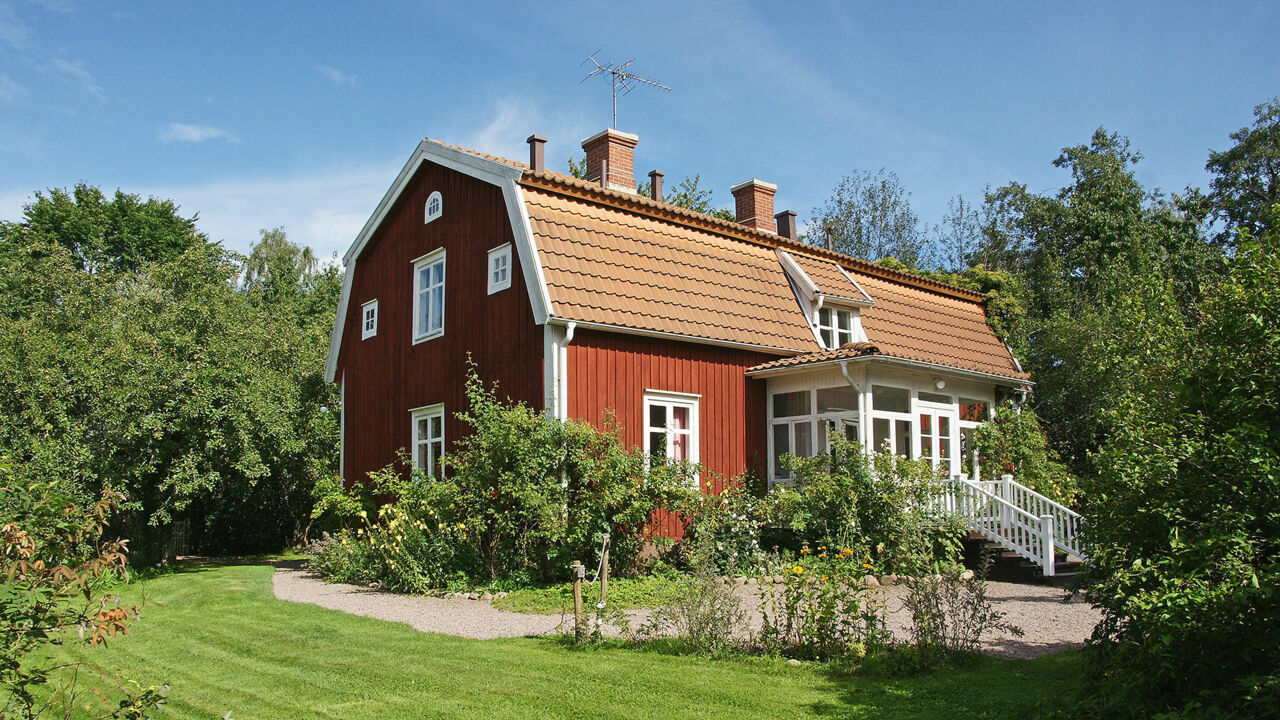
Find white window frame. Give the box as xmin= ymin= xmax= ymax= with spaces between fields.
xmin=424 ymin=191 xmax=443 ymax=224
xmin=642 ymin=390 xmax=700 ymax=474
xmin=361 ymin=299 xmax=378 ymax=340
xmin=816 ymin=306 xmax=856 ymax=350
xmin=768 ymin=384 xmax=861 ymax=485
xmin=957 ymin=397 xmax=991 ymax=479
xmin=410 ymin=403 xmax=445 ymax=477
xmin=412 ymin=248 xmax=446 ymax=344
xmin=869 ymin=382 xmax=914 ymax=459
xmin=487 ymin=243 xmax=512 ymax=294
xmin=916 ymin=393 xmax=959 ymax=476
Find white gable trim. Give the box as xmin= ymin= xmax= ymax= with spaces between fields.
xmin=324 ymin=139 xmax=553 ymax=383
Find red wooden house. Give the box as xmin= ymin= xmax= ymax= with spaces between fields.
xmin=325 ymin=129 xmax=1031 ymax=509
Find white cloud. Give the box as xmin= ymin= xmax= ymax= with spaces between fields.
xmin=159 ymin=123 xmax=237 ymax=144
xmin=457 ymin=96 xmax=593 ymax=166
xmin=49 ymin=57 xmax=103 ymax=99
xmin=315 ymin=64 xmax=357 ymax=89
xmin=0 ymin=73 xmax=26 ymax=101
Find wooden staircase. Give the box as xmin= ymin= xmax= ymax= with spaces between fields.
xmin=934 ymin=474 xmax=1087 ymax=582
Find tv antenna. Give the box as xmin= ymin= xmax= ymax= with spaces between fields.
xmin=582 ymin=53 xmax=672 ymax=128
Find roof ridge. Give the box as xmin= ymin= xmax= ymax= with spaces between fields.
xmin=421 ymin=139 xmax=985 ymax=303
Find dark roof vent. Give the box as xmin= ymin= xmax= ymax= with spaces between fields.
xmin=526 ymin=134 xmax=547 ymax=173
xmin=775 ymin=210 xmax=797 ymax=240
xmin=648 ymin=170 xmax=664 ymax=203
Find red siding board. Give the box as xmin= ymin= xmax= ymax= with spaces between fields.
xmin=337 ymin=161 xmax=544 ymax=486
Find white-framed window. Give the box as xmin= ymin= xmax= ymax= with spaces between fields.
xmin=816 ymin=307 xmax=855 ymax=349
xmin=643 ymin=390 xmax=699 ymax=468
xmin=424 ymin=191 xmax=443 ymax=224
xmin=410 ymin=404 xmax=445 ymax=477
xmin=412 ymin=249 xmax=445 ymax=343
xmin=769 ymin=385 xmax=861 ymax=482
xmin=487 ymin=243 xmax=512 ymax=294
xmin=958 ymin=397 xmax=990 ymax=479
xmin=361 ymin=299 xmax=378 ymax=340
xmin=869 ymin=384 xmax=913 ymax=458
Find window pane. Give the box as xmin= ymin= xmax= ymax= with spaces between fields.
xmin=837 ymin=310 xmax=851 ymax=330
xmin=920 ymin=435 xmax=931 ymax=458
xmin=837 ymin=329 xmax=853 ymax=346
xmin=772 ymin=390 xmax=810 ymax=418
xmin=417 ymin=418 xmax=429 ymax=441
xmin=843 ymin=421 xmax=859 ymax=445
xmin=820 ymin=328 xmax=833 ymax=349
xmin=873 ymin=417 xmax=890 ymax=453
xmin=959 ymin=398 xmax=988 ymax=422
xmin=772 ymin=423 xmax=790 ymax=477
xmin=794 ymin=421 xmax=812 ymax=457
xmin=672 ymin=432 xmax=689 ymax=462
xmin=872 ymin=385 xmax=910 ymax=413
xmin=817 ymin=386 xmax=859 ymax=413
xmin=818 ymin=420 xmax=829 ymax=451
xmin=819 ymin=307 xmax=832 ymax=326
xmin=938 ymin=417 xmax=951 ymax=458
xmin=895 ymin=419 xmax=911 ymax=457
xmin=416 ymin=442 xmax=428 ymax=470
xmin=431 ymin=441 xmax=444 ymax=473
xmin=649 ymin=431 xmax=667 ymax=460
xmin=649 ymin=403 xmax=666 ymax=429
xmin=918 ymin=391 xmax=951 ymax=404
xmin=671 ymin=405 xmax=689 ymax=430
xmin=431 ymin=262 xmax=443 ymax=284
xmin=919 ymin=413 xmax=932 ymax=434
xmin=430 ymin=415 xmax=442 ymax=439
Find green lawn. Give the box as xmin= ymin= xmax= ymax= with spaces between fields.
xmin=44 ymin=562 xmax=1083 ymax=719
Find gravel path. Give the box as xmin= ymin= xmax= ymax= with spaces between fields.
xmin=272 ymin=565 xmax=1100 ymax=659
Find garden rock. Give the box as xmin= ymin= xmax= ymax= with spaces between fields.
xmin=861 ymin=575 xmax=880 ymax=588
xmin=481 ymin=592 xmax=493 ymax=601
xmin=960 ymin=570 xmax=975 ymax=580
xmin=879 ymin=574 xmax=898 ymax=587
xmin=785 ymin=658 xmax=803 ymax=666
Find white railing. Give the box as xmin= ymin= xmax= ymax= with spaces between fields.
xmin=982 ymin=474 xmax=1086 ymax=561
xmin=932 ymin=478 xmax=1057 ymax=576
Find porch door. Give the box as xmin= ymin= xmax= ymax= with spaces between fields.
xmin=918 ymin=409 xmax=958 ymax=475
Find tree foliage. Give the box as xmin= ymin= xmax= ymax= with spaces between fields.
xmin=1079 ymin=214 xmax=1280 ymax=718
xmin=1206 ymin=97 xmax=1280 ymax=246
xmin=806 ymin=169 xmax=927 ymax=267
xmin=0 ymin=190 xmax=340 ymax=561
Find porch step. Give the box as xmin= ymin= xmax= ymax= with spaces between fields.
xmin=963 ymin=537 xmax=1084 ymax=587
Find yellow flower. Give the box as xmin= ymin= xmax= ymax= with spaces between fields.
xmin=863 ymin=562 xmax=873 ymax=569
xmin=822 ymin=576 xmax=829 ymax=582
xmin=819 ymin=552 xmax=827 ymax=558
xmin=800 ymin=547 xmax=810 ymax=556
xmin=792 ymin=565 xmax=804 ymax=575
xmin=841 ymin=547 xmax=853 ymax=556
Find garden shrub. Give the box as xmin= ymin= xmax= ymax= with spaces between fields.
xmin=673 ymin=480 xmax=768 ymax=576
xmin=898 ymin=552 xmax=1021 ymax=666
xmin=770 ymin=443 xmax=964 ymax=573
xmin=973 ymin=405 xmax=1077 ymax=503
xmin=0 ymin=463 xmax=165 ymax=718
xmin=639 ymin=562 xmax=745 ymax=654
xmin=308 ymin=368 xmax=698 ymax=588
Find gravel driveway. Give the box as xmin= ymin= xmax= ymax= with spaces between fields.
xmin=272 ymin=565 xmax=1100 ymax=659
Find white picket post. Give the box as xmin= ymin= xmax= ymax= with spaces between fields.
xmin=1040 ymin=514 xmax=1056 ymax=577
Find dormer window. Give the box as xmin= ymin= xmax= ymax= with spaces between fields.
xmin=424 ymin=191 xmax=443 ymax=224
xmin=361 ymin=299 xmax=378 ymax=340
xmin=817 ymin=307 xmax=854 ymax=349
xmin=487 ymin=243 xmax=512 ymax=294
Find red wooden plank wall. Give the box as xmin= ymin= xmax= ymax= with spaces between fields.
xmin=565 ymin=329 xmax=772 ymax=535
xmin=338 ymin=161 xmax=544 ymax=486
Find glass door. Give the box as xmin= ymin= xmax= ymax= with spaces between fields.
xmin=918 ymin=410 xmax=958 ymax=475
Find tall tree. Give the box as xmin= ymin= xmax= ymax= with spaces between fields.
xmin=806 ymin=169 xmax=927 ymax=267
xmin=4 ymin=183 xmax=209 ymax=273
xmin=1206 ymin=97 xmax=1280 ymax=246
xmin=931 ymin=195 xmax=982 ymax=272
xmin=242 ymin=226 xmax=321 ymax=302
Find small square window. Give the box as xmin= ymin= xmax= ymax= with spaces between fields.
xmin=361 ymin=299 xmax=378 ymax=340
xmin=487 ymin=244 xmax=512 ymax=294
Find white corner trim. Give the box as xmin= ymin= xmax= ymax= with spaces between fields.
xmin=503 ymin=180 xmax=552 ymax=324
xmin=324 ymin=139 xmax=550 ymax=383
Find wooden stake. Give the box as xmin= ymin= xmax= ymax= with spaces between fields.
xmin=599 ymin=534 xmax=611 ymax=608
xmin=572 ymin=561 xmax=585 ymax=642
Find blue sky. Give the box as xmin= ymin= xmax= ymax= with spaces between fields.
xmin=1 ymin=1 xmax=1277 ymax=260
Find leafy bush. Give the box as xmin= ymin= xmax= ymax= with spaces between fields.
xmin=770 ymin=444 xmax=964 ymax=573
xmin=309 ymin=368 xmax=698 ymax=588
xmin=1 ymin=465 xmax=165 ymax=718
xmin=640 ymin=568 xmax=745 ymax=654
xmin=673 ymin=480 xmax=768 ymax=576
xmin=1079 ymin=221 xmax=1280 ymax=718
xmin=973 ymin=405 xmax=1077 ymax=503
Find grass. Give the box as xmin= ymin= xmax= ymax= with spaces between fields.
xmin=40 ymin=561 xmax=1084 ymax=719
xmin=492 ymin=574 xmax=684 ymax=614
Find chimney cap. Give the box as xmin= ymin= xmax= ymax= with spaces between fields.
xmin=730 ymin=178 xmax=777 ymax=193
xmin=581 ymin=128 xmax=639 ymax=148
xmin=526 ymin=133 xmax=548 ymax=143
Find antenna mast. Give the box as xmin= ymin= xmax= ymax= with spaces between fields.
xmin=582 ymin=53 xmax=672 ymax=128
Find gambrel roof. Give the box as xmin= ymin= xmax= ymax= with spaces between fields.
xmin=325 ymin=139 xmax=1029 ymax=384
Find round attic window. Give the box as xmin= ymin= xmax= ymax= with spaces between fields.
xmin=424 ymin=191 xmax=443 ymax=224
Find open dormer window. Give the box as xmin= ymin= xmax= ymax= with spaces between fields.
xmin=424 ymin=191 xmax=443 ymax=224
xmin=817 ymin=307 xmax=855 ymax=349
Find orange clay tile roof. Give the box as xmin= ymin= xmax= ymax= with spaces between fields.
xmin=433 ymin=141 xmax=1027 ymax=380
xmin=748 ymin=342 xmax=882 ymax=372
xmin=785 ymin=252 xmax=872 ymax=305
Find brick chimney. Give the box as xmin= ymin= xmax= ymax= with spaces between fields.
xmin=731 ymin=179 xmax=777 ymax=232
xmin=581 ymin=129 xmax=639 ymax=193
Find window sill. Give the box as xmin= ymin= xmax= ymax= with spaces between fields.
xmin=412 ymin=330 xmax=444 ymax=345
